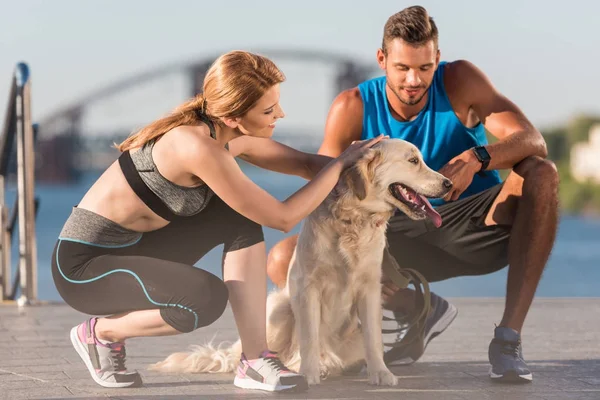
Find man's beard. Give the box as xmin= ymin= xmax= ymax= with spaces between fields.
xmin=388 ymin=82 xmax=429 ymax=106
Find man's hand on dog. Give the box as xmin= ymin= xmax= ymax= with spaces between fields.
xmin=438 ymin=149 xmax=481 ymax=201
xmin=381 ymin=278 xmax=400 ymax=306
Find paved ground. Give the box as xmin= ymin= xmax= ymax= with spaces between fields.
xmin=1 ymin=298 xmax=599 ymax=400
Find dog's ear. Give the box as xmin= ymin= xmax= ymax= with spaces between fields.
xmin=344 ymin=163 xmax=367 ymax=200
xmin=343 ymin=148 xmax=382 ymax=201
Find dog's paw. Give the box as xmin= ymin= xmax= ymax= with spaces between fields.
xmin=368 ymin=368 xmax=398 ymax=386
xmin=300 ymin=366 xmax=321 ymax=386
xmin=320 ymin=365 xmax=330 ymax=380
xmin=304 ymin=371 xmax=321 ymax=386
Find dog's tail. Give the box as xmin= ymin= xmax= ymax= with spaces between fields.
xmin=147 ymin=337 xmax=242 ymax=374
xmin=147 ymin=288 xmax=297 ymax=374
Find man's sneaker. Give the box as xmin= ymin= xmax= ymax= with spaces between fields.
xmin=233 ymin=350 xmax=308 ymax=392
xmin=383 ymin=292 xmax=458 ymax=366
xmin=69 ymin=317 xmax=142 ymax=388
xmin=488 ymin=326 xmax=533 ymax=383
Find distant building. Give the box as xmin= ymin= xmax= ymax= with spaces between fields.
xmin=571 ymin=124 xmax=600 ymax=183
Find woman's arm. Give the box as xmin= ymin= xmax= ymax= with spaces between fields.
xmin=228 ymin=136 xmax=333 ymax=180
xmin=182 ymin=130 xmax=384 ymax=232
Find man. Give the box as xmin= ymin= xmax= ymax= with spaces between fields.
xmin=267 ymin=6 xmax=559 ymax=383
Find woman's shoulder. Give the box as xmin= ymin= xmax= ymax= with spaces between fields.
xmin=161 ymin=123 xmax=222 ymax=159
xmin=165 ymin=123 xmax=213 ymax=146
xmin=166 ymin=122 xmax=210 ymax=139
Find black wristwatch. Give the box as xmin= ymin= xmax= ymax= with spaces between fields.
xmin=472 ymin=146 xmax=491 ymax=176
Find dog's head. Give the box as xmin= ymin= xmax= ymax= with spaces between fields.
xmin=342 ymin=138 xmax=452 ymax=227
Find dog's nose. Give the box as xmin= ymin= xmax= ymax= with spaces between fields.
xmin=443 ymin=179 xmax=453 ymax=189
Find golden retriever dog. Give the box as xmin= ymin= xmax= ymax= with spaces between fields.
xmin=149 ymin=138 xmax=452 ymax=387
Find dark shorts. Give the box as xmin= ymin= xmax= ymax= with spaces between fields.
xmin=386 ymin=183 xmax=510 ymax=283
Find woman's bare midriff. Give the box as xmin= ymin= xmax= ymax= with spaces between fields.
xmin=76 ymin=125 xmax=221 ymax=232
xmin=77 ymin=161 xmax=172 ymax=233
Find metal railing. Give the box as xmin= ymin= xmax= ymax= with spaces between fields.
xmin=0 ymin=62 xmax=39 ymax=305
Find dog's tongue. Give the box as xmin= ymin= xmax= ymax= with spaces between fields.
xmin=417 ymin=194 xmax=442 ymax=228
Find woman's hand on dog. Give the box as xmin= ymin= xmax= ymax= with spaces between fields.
xmin=338 ymin=134 xmax=388 ymax=168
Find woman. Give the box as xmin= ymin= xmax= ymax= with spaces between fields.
xmin=52 ymin=50 xmax=384 ymax=393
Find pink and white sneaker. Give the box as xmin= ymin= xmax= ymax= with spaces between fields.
xmin=69 ymin=317 xmax=142 ymax=388
xmin=233 ymin=350 xmax=308 ymax=392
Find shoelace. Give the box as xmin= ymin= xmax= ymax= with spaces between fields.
xmin=263 ymin=356 xmax=292 ymax=374
xmin=493 ymin=338 xmax=521 ymax=358
xmin=394 ymin=322 xmax=410 ymax=342
xmin=110 ymin=345 xmax=127 ymax=371
xmin=390 ymin=297 xmax=439 ymax=343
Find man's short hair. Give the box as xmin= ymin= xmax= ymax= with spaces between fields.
xmin=382 ymin=6 xmax=439 ymax=54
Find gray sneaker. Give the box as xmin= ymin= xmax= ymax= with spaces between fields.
xmin=383 ymin=292 xmax=458 ymax=366
xmin=70 ymin=317 xmax=142 ymax=388
xmin=488 ymin=326 xmax=533 ymax=383
xmin=234 ymin=350 xmax=308 ymax=392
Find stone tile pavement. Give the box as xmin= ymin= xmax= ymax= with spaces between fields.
xmin=1 ymin=298 xmax=599 ymax=399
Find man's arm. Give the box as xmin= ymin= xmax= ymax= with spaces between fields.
xmin=439 ymin=60 xmax=547 ymax=201
xmin=450 ymin=60 xmax=547 ymax=170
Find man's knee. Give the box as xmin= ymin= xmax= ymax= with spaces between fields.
xmin=515 ymin=156 xmax=559 ymax=194
xmin=489 ymin=157 xmax=559 ymax=225
xmin=267 ymin=235 xmax=298 ymax=288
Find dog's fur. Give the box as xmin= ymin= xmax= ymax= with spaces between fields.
xmin=149 ymin=138 xmax=451 ymax=386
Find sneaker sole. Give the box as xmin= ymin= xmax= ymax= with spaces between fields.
xmin=233 ymin=375 xmax=307 ymax=392
xmin=70 ymin=327 xmax=141 ymax=388
xmin=489 ymin=368 xmax=533 ymax=383
xmin=387 ymin=303 xmax=458 ymax=366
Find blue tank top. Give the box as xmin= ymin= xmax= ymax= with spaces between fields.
xmin=358 ymin=61 xmax=501 ymax=207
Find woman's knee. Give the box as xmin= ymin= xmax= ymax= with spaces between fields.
xmin=209 ymin=194 xmax=266 ymax=253
xmin=192 ymin=274 xmax=229 ymax=328
xmin=224 ymin=219 xmax=265 ymax=253
xmin=161 ymin=273 xmax=229 ymax=333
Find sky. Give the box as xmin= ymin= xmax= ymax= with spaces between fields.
xmin=1 ymin=0 xmax=598 ymax=136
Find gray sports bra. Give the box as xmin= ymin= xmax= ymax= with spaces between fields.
xmin=129 ymin=116 xmax=227 ymax=217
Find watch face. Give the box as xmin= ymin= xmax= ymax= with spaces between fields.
xmin=474 ymin=146 xmax=490 ymax=160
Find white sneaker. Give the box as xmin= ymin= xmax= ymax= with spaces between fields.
xmin=70 ymin=317 xmax=142 ymax=388
xmin=233 ymin=350 xmax=307 ymax=392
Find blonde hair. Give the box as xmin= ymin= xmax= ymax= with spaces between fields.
xmin=116 ymin=50 xmax=286 ymax=152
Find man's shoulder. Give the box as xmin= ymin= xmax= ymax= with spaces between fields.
xmin=442 ymin=60 xmax=491 ymax=105
xmin=321 ymin=88 xmax=365 ymax=154
xmin=357 ymin=75 xmax=386 ymax=93
xmin=442 ymin=60 xmax=489 ymax=89
xmin=442 ymin=59 xmax=476 ymax=77
xmin=352 ymin=76 xmax=389 ymax=110
xmin=332 ymin=87 xmax=364 ymax=114
xmin=327 ymin=75 xmax=388 ymax=131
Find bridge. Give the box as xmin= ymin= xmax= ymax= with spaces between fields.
xmin=34 ymin=48 xmax=379 ymax=182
